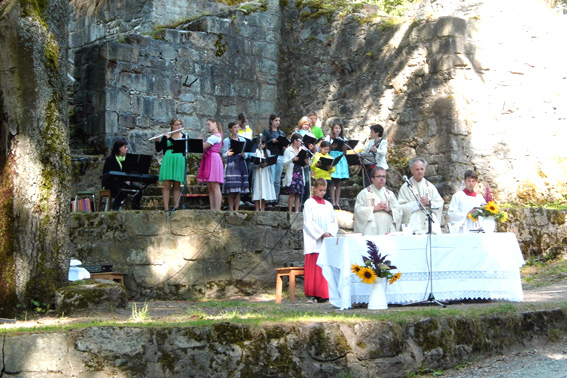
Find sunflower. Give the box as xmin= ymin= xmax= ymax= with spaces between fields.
xmin=468 ymin=212 xmax=477 ymax=222
xmin=389 ymin=272 xmax=402 ymax=285
xmin=485 ymin=201 xmax=499 ymax=214
xmin=351 ymin=264 xmax=362 ymax=274
xmin=357 ymin=267 xmax=377 ymax=284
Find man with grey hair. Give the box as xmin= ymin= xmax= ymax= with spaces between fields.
xmin=397 ymin=157 xmax=443 ymax=234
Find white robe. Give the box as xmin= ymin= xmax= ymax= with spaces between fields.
xmin=397 ymin=177 xmax=443 ymax=234
xmin=448 ymin=190 xmax=486 ymax=233
xmin=354 ymin=185 xmax=402 ymax=235
xmin=303 ymin=198 xmax=338 ymax=255
xmin=251 ymin=149 xmax=277 ymax=201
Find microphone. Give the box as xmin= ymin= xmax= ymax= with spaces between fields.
xmin=402 ymin=175 xmax=413 ymax=187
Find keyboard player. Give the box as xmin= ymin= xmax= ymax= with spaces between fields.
xmin=102 ymin=139 xmax=143 ymax=210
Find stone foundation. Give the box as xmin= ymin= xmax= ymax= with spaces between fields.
xmin=2 ymin=309 xmax=566 ymax=377
xmin=69 ymin=208 xmax=566 ymax=300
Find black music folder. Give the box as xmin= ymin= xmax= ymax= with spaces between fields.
xmin=293 ymin=149 xmax=313 ymax=167
xmin=123 ymin=154 xmax=152 ymax=174
xmin=345 ymin=152 xmax=375 ymax=166
xmin=229 ymin=139 xmax=246 ymax=155
xmin=244 ymin=137 xmax=256 ymax=153
xmin=332 ymin=138 xmax=359 ymax=151
xmin=275 ymin=135 xmax=290 ymax=149
xmin=302 ymin=134 xmax=322 ymax=147
xmin=317 ymin=154 xmax=343 ymax=171
xmin=251 ymin=155 xmax=278 ymax=166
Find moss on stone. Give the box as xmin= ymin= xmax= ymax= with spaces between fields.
xmin=307 ymin=325 xmax=351 ymax=358
xmin=211 ymin=322 xmax=253 ymax=344
xmin=0 ymin=158 xmax=17 ymax=317
xmin=214 ymin=33 xmax=228 ymax=57
xmin=44 ymin=35 xmax=60 ymax=73
xmin=19 ymin=0 xmax=48 ymax=18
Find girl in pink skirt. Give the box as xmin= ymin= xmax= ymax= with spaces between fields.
xmin=198 ymin=118 xmax=224 ymax=210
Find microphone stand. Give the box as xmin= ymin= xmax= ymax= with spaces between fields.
xmin=402 ymin=179 xmax=447 ymax=308
xmin=180 ymin=134 xmax=189 ymax=210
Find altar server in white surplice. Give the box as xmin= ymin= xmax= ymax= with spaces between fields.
xmin=448 ymin=170 xmax=486 ymax=233
xmin=397 ymin=157 xmax=443 ymax=234
xmin=354 ymin=167 xmax=402 ymax=235
xmin=303 ymin=178 xmax=339 ymax=302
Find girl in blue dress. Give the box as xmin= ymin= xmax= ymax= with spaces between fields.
xmin=326 ymin=121 xmax=349 ymax=208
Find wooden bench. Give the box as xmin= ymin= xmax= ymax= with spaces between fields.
xmin=275 ymin=267 xmax=305 ymax=304
xmin=90 ymin=272 xmax=125 ymax=285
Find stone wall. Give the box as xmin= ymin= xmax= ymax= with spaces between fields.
xmin=2 ymin=309 xmax=566 ymax=377
xmin=503 ymin=208 xmax=567 ymax=260
xmin=69 ymin=0 xmax=567 ymax=204
xmin=71 ymin=0 xmax=280 ymax=154
xmin=68 ymin=208 xmax=565 ymax=300
xmin=277 ymin=0 xmax=567 ymax=203
xmin=69 ymin=210 xmax=307 ymax=300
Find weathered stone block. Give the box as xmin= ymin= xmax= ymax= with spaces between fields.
xmin=4 ymin=333 xmax=69 ymax=373
xmin=104 ymin=42 xmax=140 ymax=63
xmin=435 ymin=17 xmax=467 ymax=38
xmin=55 ymin=280 xmax=128 ymax=314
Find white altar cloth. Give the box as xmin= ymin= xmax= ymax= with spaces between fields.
xmin=317 ymin=233 xmax=525 ymax=310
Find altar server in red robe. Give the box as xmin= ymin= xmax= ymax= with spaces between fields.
xmin=302 ymin=178 xmax=338 ymax=303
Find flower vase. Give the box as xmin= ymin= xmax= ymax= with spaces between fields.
xmin=368 ymin=279 xmax=388 ymax=310
xmin=479 ymin=216 xmax=496 ymax=233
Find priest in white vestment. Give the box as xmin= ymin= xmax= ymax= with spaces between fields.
xmin=448 ymin=170 xmax=486 ymax=233
xmin=354 ymin=167 xmax=402 ymax=235
xmin=397 ymin=157 xmax=443 ymax=234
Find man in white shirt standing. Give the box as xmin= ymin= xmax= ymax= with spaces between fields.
xmin=354 ymin=167 xmax=402 ymax=235
xmin=397 ymin=157 xmax=443 ymax=234
xmin=448 ymin=170 xmax=486 ymax=233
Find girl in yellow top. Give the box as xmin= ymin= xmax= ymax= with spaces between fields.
xmin=311 ymin=141 xmax=336 ymax=201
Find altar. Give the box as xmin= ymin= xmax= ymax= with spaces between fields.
xmin=317 ymin=233 xmax=525 ymax=310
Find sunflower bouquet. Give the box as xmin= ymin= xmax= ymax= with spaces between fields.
xmin=351 ymin=240 xmax=401 ymax=285
xmin=467 ymin=185 xmax=509 ymax=223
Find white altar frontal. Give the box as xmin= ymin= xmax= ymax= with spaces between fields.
xmin=317 ymin=233 xmax=525 ymax=310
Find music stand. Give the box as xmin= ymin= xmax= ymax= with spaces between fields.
xmin=173 ymin=137 xmax=203 ymax=210
xmin=401 ymin=181 xmax=447 ymax=308
xmin=122 ymin=154 xmax=152 ymax=174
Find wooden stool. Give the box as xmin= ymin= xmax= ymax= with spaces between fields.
xmin=90 ymin=272 xmax=125 ymax=285
xmin=97 ymin=189 xmax=112 ymax=211
xmin=275 ymin=267 xmax=305 ymax=304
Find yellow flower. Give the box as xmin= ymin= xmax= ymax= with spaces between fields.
xmin=357 ymin=267 xmax=377 ymax=284
xmin=389 ymin=272 xmax=402 ymax=285
xmin=485 ymin=201 xmax=499 ymax=214
xmin=351 ymin=264 xmax=361 ymax=274
xmin=501 ymin=211 xmax=509 ymax=222
xmin=468 ymin=212 xmax=477 ymax=222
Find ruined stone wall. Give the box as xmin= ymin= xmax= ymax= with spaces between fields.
xmin=277 ymin=0 xmax=567 ymax=202
xmin=71 ymin=0 xmax=280 ymax=154
xmin=68 ymin=208 xmax=565 ymax=300
xmin=69 ymin=210 xmax=307 ymax=300
xmin=69 ymin=0 xmax=567 ymax=201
